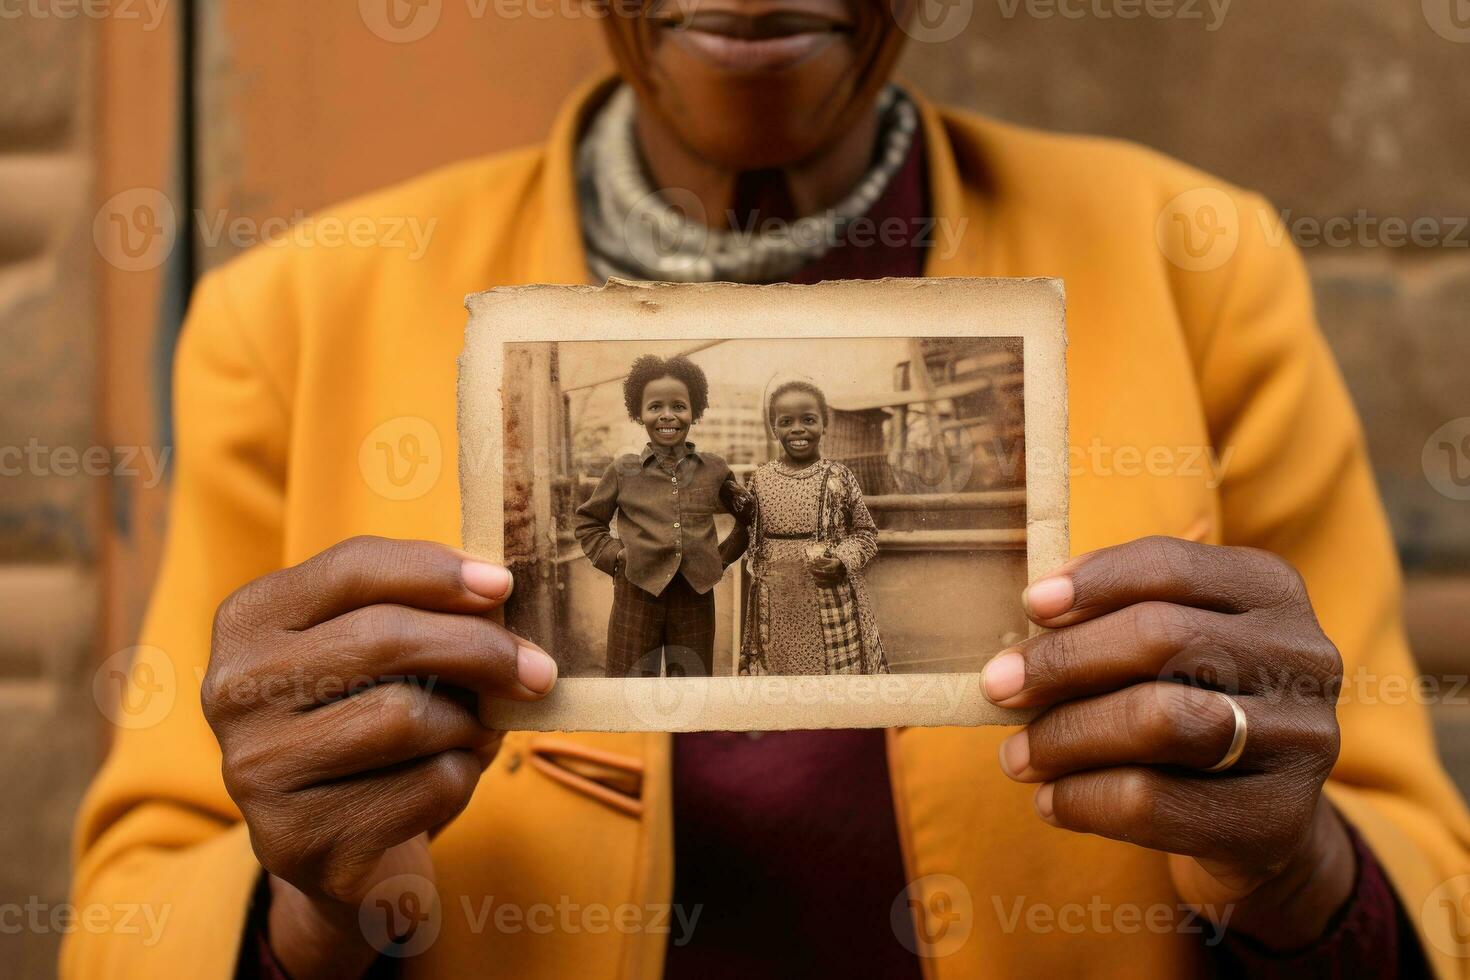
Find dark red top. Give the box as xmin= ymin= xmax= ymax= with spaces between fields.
xmin=240 ymin=107 xmax=1422 ymax=980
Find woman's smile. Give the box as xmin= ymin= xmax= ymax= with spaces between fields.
xmin=656 ymin=8 xmax=852 ymax=73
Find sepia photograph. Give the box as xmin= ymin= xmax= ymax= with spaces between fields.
xmin=459 ymin=278 xmax=1068 ymax=730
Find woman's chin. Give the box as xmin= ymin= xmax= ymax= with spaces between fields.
xmin=646 ymin=61 xmax=855 ymax=168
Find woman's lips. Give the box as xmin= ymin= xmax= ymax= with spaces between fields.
xmin=671 ymin=30 xmax=833 ymax=72
xmin=658 ymin=10 xmax=849 ymax=72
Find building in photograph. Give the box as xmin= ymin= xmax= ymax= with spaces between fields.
xmin=691 ymin=384 xmax=768 ymax=465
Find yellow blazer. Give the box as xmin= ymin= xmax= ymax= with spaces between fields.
xmin=67 ymin=77 xmax=1470 ymax=978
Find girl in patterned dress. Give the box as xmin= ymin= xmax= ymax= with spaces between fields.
xmin=739 ymin=380 xmax=889 ymax=676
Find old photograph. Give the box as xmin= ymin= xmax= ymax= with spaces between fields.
xmin=459 ymin=278 xmax=1068 ymax=730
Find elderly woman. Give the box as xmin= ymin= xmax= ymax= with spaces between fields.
xmin=68 ymin=0 xmax=1469 ymax=977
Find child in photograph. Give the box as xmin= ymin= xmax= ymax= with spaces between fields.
xmin=574 ymin=354 xmax=752 ymax=678
xmin=739 ymin=379 xmax=889 ymax=676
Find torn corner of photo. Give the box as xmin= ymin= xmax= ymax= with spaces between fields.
xmin=457 ymin=276 xmax=1069 ymax=733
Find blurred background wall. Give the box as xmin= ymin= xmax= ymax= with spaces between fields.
xmin=0 ymin=0 xmax=1466 ymax=972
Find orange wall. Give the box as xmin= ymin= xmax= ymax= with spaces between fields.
xmin=198 ymin=2 xmax=611 ymax=270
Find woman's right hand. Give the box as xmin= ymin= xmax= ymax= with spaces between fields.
xmin=201 ymin=536 xmax=557 ymax=979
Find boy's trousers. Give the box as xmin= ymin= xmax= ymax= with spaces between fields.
xmin=605 ymin=571 xmax=716 ymax=678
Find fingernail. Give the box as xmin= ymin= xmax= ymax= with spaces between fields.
xmin=463 ymin=561 xmax=513 ymax=600
xmin=517 ymin=645 xmax=557 ymax=695
xmin=982 ymin=651 xmax=1026 ymax=703
xmin=1034 ymin=783 xmax=1057 ymax=824
xmin=999 ymin=731 xmax=1030 ymax=778
xmin=1024 ymin=576 xmax=1074 ymax=619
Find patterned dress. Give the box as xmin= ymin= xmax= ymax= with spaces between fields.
xmin=739 ymin=459 xmax=889 ymax=675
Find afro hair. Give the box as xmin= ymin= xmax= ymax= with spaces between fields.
xmin=623 ymin=354 xmax=710 ymax=423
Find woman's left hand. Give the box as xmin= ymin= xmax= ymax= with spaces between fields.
xmin=983 ymin=536 xmax=1355 ymax=950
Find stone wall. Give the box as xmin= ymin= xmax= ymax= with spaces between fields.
xmin=897 ymin=0 xmax=1470 ymax=576
xmin=0 ymin=14 xmax=102 ymax=978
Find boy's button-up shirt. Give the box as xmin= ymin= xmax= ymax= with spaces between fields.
xmin=573 ymin=443 xmax=745 ymax=597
